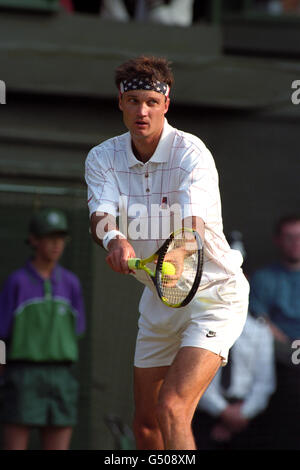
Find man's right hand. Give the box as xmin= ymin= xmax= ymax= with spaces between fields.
xmin=267 ymin=320 xmax=289 ymax=344
xmin=106 ymin=238 xmax=136 ymax=274
xmin=220 ymin=402 xmax=249 ymax=433
xmin=210 ymin=422 xmax=232 ymax=442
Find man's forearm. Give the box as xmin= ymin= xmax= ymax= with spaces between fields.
xmin=182 ymin=216 xmax=205 ymax=242
xmin=90 ymin=212 xmax=119 ymax=248
xmin=265 ymin=318 xmax=289 ymax=343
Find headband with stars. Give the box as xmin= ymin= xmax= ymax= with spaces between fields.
xmin=119 ymin=78 xmax=170 ymax=97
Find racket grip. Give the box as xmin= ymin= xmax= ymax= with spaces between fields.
xmin=128 ymin=258 xmax=141 ymax=270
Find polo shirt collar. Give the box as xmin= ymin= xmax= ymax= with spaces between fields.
xmin=127 ymin=119 xmax=174 ymax=168
xmin=26 ymin=259 xmax=60 ymax=283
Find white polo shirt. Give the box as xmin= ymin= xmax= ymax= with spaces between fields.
xmin=85 ymin=119 xmax=243 ymax=289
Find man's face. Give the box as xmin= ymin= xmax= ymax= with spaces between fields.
xmin=275 ymin=221 xmax=300 ymax=264
xmin=30 ymin=233 xmax=67 ymax=263
xmin=119 ymin=89 xmax=170 ymax=142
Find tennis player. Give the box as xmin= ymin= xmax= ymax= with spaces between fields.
xmin=85 ymin=56 xmax=249 ymax=450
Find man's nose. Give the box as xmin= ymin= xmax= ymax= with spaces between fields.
xmin=136 ymin=103 xmax=148 ymax=117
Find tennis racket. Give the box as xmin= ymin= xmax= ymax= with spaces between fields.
xmin=127 ymin=227 xmax=204 ymax=308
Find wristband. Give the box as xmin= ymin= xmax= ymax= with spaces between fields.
xmin=102 ymin=230 xmax=126 ymax=251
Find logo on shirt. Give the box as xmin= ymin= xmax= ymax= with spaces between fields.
xmin=161 ymin=196 xmax=168 ymax=209
xmin=58 ymin=305 xmax=67 ymax=315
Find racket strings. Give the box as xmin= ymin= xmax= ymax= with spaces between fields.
xmin=158 ymin=235 xmax=200 ymax=306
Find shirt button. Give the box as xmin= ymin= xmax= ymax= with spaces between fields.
xmin=146 ymin=188 xmax=150 ymax=193
xmin=145 ymin=173 xmax=149 ymax=178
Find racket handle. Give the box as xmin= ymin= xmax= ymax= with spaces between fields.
xmin=128 ymin=258 xmax=141 ymax=270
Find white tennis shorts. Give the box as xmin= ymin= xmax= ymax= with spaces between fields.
xmin=134 ymin=273 xmax=249 ymax=367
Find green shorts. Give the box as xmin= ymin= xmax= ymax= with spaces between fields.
xmin=0 ymin=362 xmax=79 ymax=426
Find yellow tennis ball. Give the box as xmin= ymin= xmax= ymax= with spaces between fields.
xmin=162 ymin=261 xmax=176 ymax=276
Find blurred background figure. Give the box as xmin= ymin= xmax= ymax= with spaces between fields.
xmin=142 ymin=0 xmax=195 ymax=27
xmin=192 ymin=230 xmax=276 ymax=450
xmin=280 ymin=0 xmax=300 ymax=12
xmin=70 ymin=0 xmax=195 ymax=25
xmin=71 ymin=0 xmax=131 ymax=20
xmin=0 ymin=209 xmax=86 ymax=450
xmin=193 ymin=314 xmax=275 ymax=450
xmin=101 ymin=0 xmax=130 ymax=22
xmin=228 ymin=230 xmax=247 ymax=264
xmin=192 ymin=228 xmax=276 ymax=449
xmin=192 ymin=312 xmax=275 ymax=449
xmin=62 ymin=0 xmax=300 ymax=19
xmin=255 ymin=0 xmax=300 ymax=14
xmin=249 ymin=214 xmax=300 ymax=449
xmin=60 ymin=0 xmax=74 ymax=12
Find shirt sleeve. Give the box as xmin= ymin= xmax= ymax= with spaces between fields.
xmin=85 ymin=148 xmax=120 ymax=218
xmin=0 ymin=275 xmax=17 ymax=339
xmin=176 ymin=147 xmax=220 ymax=224
xmin=241 ymin=323 xmax=276 ymax=419
xmin=71 ymin=277 xmax=86 ymax=336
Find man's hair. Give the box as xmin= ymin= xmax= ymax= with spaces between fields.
xmin=274 ymin=214 xmax=300 ymax=235
xmin=115 ymin=55 xmax=174 ymax=89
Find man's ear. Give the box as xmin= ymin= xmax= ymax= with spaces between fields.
xmin=118 ymin=93 xmax=123 ymax=111
xmin=164 ymin=97 xmax=170 ymax=115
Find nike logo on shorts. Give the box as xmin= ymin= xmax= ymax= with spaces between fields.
xmin=206 ymin=330 xmax=216 ymax=337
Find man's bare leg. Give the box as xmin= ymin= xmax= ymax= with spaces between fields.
xmin=133 ymin=365 xmax=169 ymax=450
xmin=3 ymin=424 xmax=31 ymax=450
xmin=133 ymin=347 xmax=221 ymax=450
xmin=40 ymin=426 xmax=73 ymax=450
xmin=157 ymin=347 xmax=222 ymax=450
